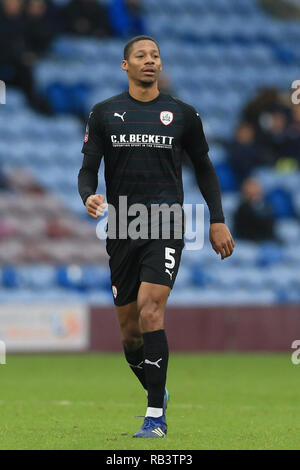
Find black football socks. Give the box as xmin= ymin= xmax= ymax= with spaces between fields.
xmin=143 ymin=329 xmax=169 ymax=417
xmin=123 ymin=342 xmax=147 ymax=390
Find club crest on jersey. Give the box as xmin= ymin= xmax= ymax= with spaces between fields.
xmin=160 ymin=111 xmax=173 ymax=126
xmin=112 ymin=285 xmax=117 ymax=298
xmin=84 ymin=120 xmax=90 ymax=142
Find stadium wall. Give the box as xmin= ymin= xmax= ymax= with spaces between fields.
xmin=90 ymin=305 xmax=300 ymax=352
xmin=2 ymin=305 xmax=299 ymax=353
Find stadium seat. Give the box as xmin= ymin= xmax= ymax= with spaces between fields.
xmin=275 ymin=219 xmax=300 ymax=245
xmin=1 ymin=0 xmax=300 ymax=305
xmin=56 ymin=265 xmax=111 ymax=291
xmin=266 ymin=188 xmax=296 ymax=219
xmin=214 ymin=163 xmax=238 ymax=192
xmin=257 ymin=242 xmax=286 ymax=267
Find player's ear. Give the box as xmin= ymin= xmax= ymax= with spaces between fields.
xmin=121 ymin=60 xmax=128 ymax=72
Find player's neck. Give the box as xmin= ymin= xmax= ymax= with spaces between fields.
xmin=128 ymin=83 xmax=160 ymax=102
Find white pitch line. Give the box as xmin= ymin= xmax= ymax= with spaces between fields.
xmin=53 ymin=401 xmax=96 ymax=406
xmin=1 ymin=401 xmax=300 ymax=412
xmin=0 ymin=400 xmax=204 ymax=408
xmin=107 ymin=402 xmax=204 ymax=409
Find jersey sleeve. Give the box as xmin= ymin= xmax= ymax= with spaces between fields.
xmin=181 ymin=104 xmax=225 ymax=224
xmin=181 ymin=105 xmax=209 ymax=159
xmin=81 ymin=106 xmax=105 ymax=156
xmin=78 ymin=106 xmax=104 ymax=205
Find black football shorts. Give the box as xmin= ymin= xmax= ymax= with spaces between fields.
xmin=106 ymin=236 xmax=185 ymax=306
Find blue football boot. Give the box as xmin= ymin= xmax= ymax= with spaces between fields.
xmin=133 ymin=415 xmax=167 ymax=438
xmin=133 ymin=389 xmax=170 ymax=438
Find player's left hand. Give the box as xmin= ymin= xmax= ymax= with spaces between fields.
xmin=209 ymin=223 xmax=235 ymax=260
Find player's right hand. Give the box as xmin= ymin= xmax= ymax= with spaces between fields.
xmin=85 ymin=194 xmax=107 ymax=219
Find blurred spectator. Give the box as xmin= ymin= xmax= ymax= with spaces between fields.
xmin=228 ymin=122 xmax=272 ymax=185
xmin=0 ymin=0 xmax=28 ymax=92
xmin=242 ymin=88 xmax=290 ymax=136
xmin=286 ymin=105 xmax=300 ymax=163
xmin=0 ymin=166 xmax=9 ymax=190
xmin=62 ymin=0 xmax=112 ymax=37
xmin=261 ymin=111 xmax=292 ymax=161
xmin=240 ymin=88 xmax=298 ymax=166
xmin=0 ymin=0 xmax=52 ymax=113
xmin=234 ymin=178 xmax=275 ymax=242
xmin=25 ymin=0 xmax=58 ymax=55
xmin=259 ymin=0 xmax=300 ymax=19
xmin=108 ymin=0 xmax=145 ymax=37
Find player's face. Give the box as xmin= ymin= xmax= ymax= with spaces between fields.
xmin=122 ymin=40 xmax=162 ymax=86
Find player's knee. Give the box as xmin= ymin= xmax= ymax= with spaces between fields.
xmin=139 ymin=298 xmax=163 ymax=330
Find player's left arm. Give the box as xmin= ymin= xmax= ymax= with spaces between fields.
xmin=182 ymin=106 xmax=235 ymax=259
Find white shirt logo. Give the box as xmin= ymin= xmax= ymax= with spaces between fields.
xmin=160 ymin=111 xmax=173 ymax=126
xmin=114 ymin=112 xmax=126 ymax=122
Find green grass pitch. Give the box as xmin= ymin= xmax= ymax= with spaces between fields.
xmin=0 ymin=352 xmax=300 ymax=450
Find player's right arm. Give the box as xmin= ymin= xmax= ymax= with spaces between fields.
xmin=78 ymin=107 xmax=106 ymax=218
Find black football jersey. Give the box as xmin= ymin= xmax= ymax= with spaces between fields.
xmin=81 ymin=90 xmax=209 ymax=210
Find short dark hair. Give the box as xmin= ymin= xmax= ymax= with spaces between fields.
xmin=123 ymin=35 xmax=160 ymax=60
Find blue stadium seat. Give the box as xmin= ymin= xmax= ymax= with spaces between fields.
xmin=1 ymin=266 xmax=19 ymax=288
xmin=257 ymin=242 xmax=286 ymax=267
xmin=18 ymin=266 xmax=56 ymax=289
xmin=214 ymin=163 xmax=238 ymax=192
xmin=56 ymin=265 xmax=111 ymax=291
xmin=5 ymin=88 xmax=27 ymax=110
xmin=1 ymin=0 xmax=300 ymax=306
xmin=190 ymin=266 xmax=214 ymax=287
xmin=275 ymin=219 xmax=300 ymax=245
xmin=266 ymin=188 xmax=296 ymax=219
xmin=84 ymin=290 xmax=113 ymax=305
